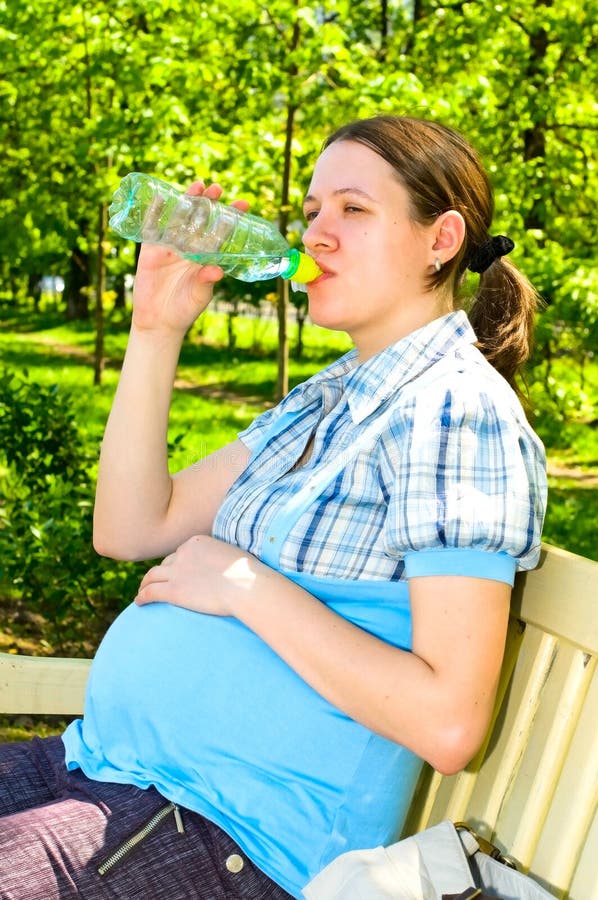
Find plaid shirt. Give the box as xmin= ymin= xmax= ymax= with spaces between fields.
xmin=213 ymin=311 xmax=547 ymax=582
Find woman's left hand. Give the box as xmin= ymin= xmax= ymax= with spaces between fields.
xmin=134 ymin=534 xmax=262 ymax=616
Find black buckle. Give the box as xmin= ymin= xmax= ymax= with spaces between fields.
xmin=455 ymin=822 xmax=519 ymax=870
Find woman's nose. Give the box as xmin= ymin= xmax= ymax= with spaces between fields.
xmin=302 ymin=215 xmax=338 ymax=253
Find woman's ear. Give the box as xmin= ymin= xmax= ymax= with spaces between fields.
xmin=432 ymin=210 xmax=466 ymax=261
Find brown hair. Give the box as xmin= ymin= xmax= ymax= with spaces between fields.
xmin=323 ymin=115 xmax=540 ymax=392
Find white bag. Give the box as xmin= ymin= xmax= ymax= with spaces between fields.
xmin=302 ymin=821 xmax=554 ymax=900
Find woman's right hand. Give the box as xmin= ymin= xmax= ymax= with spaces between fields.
xmin=130 ymin=181 xmax=249 ymax=335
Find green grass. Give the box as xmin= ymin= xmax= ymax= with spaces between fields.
xmin=0 ymin=306 xmax=354 ymax=473
xmin=1 ymin=304 xmax=596 ymax=559
xmin=0 ymin=715 xmax=74 ymax=744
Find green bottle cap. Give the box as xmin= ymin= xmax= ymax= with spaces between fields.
xmin=282 ymin=249 xmax=322 ymax=283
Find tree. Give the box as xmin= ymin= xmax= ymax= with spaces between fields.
xmin=0 ymin=0 xmax=595 ymax=408
xmin=405 ymin=0 xmax=597 ymax=425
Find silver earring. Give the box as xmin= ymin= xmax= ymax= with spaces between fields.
xmin=434 ymin=258 xmax=442 ymax=273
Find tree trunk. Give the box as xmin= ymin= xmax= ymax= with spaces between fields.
xmin=227 ymin=305 xmax=237 ymax=351
xmin=522 ymin=2 xmax=550 ymax=232
xmin=276 ymin=277 xmax=290 ymax=398
xmin=294 ymin=306 xmax=306 ymax=360
xmin=64 ymin=220 xmax=91 ymax=320
xmin=275 ymin=6 xmax=300 ymax=402
xmin=379 ymin=0 xmax=388 ymax=59
xmin=93 ymin=204 xmax=106 ymax=386
xmin=276 ymin=100 xmax=298 ymax=401
xmin=28 ymin=273 xmax=42 ymax=310
xmin=113 ymin=272 xmax=126 ymax=309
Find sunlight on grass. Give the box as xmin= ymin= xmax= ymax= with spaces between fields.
xmin=0 ymin=309 xmax=354 ymax=473
xmin=1 ymin=306 xmax=596 ymax=560
xmin=0 ymin=715 xmax=73 ymax=743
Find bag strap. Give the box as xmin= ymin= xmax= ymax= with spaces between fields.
xmin=455 ymin=823 xmax=519 ymax=869
xmin=415 ymin=821 xmax=513 ymax=899
xmin=442 ymin=891 xmax=494 ymax=900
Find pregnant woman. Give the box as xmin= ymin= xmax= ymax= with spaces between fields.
xmin=0 ymin=114 xmax=546 ymax=900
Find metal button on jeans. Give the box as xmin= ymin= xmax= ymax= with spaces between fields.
xmin=225 ymin=853 xmax=244 ymax=873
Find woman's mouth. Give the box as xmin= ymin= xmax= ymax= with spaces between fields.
xmin=309 ymin=262 xmax=335 ymax=285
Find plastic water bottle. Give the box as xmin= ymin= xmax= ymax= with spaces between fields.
xmin=108 ymin=173 xmax=321 ymax=286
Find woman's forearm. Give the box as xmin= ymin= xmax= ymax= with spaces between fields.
xmin=94 ymin=186 xmax=249 ymax=562
xmin=215 ymin=549 xmax=509 ymax=774
xmin=93 ymin=326 xmax=183 ymax=560
xmin=226 ymin=568 xmax=463 ymax=772
xmin=135 ymin=535 xmax=509 ymax=772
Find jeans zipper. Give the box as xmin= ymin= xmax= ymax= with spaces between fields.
xmin=97 ymin=801 xmax=185 ymax=876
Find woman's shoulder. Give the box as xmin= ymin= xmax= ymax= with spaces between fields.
xmin=408 ymin=343 xmax=527 ymax=423
xmin=378 ymin=343 xmax=545 ymax=470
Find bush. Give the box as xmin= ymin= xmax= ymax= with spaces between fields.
xmin=0 ymin=369 xmax=144 ymax=654
xmin=542 ymin=485 xmax=598 ymax=561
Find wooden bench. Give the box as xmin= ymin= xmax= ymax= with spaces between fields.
xmin=1 ymin=543 xmax=596 ymax=898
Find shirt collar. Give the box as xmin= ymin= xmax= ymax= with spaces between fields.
xmin=292 ymin=311 xmax=477 ymax=424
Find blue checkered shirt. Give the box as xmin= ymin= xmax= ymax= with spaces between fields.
xmin=213 ymin=311 xmax=547 ymax=582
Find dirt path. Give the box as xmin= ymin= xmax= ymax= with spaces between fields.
xmin=546 ymin=462 xmax=598 ymax=486
xmin=28 ymin=335 xmax=598 ymax=483
xmin=32 ymin=336 xmax=263 ymax=404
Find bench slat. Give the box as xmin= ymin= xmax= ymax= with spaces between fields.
xmin=0 ymin=654 xmax=90 ymax=715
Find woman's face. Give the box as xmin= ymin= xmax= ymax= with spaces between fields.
xmin=302 ymin=139 xmax=446 ymax=359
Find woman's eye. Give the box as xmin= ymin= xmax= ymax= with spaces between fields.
xmin=304 ymin=204 xmax=363 ymax=222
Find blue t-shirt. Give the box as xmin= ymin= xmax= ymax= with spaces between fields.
xmin=63 ymin=574 xmax=422 ymax=897
xmin=62 ymin=312 xmax=547 ymax=897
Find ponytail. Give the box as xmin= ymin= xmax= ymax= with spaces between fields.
xmin=467 ymin=258 xmax=541 ymax=395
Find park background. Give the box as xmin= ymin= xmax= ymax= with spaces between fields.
xmin=0 ymin=0 xmax=596 ymax=686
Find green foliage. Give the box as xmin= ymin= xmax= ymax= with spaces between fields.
xmin=1 ymin=1 xmax=595 ymax=364
xmin=0 ymin=369 xmax=144 ymax=652
xmin=0 ymin=0 xmax=596 ymax=594
xmin=0 ymin=715 xmax=71 ymax=744
xmin=543 ymin=485 xmax=598 ymax=562
xmin=0 ymin=371 xmax=86 ymax=479
xmin=1 ymin=1 xmax=596 ymax=368
xmin=0 ymin=313 xmax=348 ymax=656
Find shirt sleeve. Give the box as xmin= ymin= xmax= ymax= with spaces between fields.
xmin=237 ymin=405 xmax=280 ymax=455
xmin=237 ymin=382 xmax=315 ymax=457
xmin=384 ymin=379 xmax=548 ymax=583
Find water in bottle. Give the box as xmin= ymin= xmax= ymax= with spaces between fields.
xmin=108 ymin=173 xmax=321 ymax=285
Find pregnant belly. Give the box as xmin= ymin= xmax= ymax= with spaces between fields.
xmin=65 ymin=595 xmax=422 ymax=896
xmin=81 ymin=601 xmax=365 ymax=793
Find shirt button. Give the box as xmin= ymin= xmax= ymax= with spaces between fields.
xmin=225 ymin=853 xmax=245 ymax=873
xmin=269 ymin=535 xmax=275 ymax=543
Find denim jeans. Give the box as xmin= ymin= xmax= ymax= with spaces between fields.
xmin=0 ymin=735 xmax=293 ymax=899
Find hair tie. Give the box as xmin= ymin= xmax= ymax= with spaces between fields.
xmin=468 ymin=235 xmax=515 ymax=274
